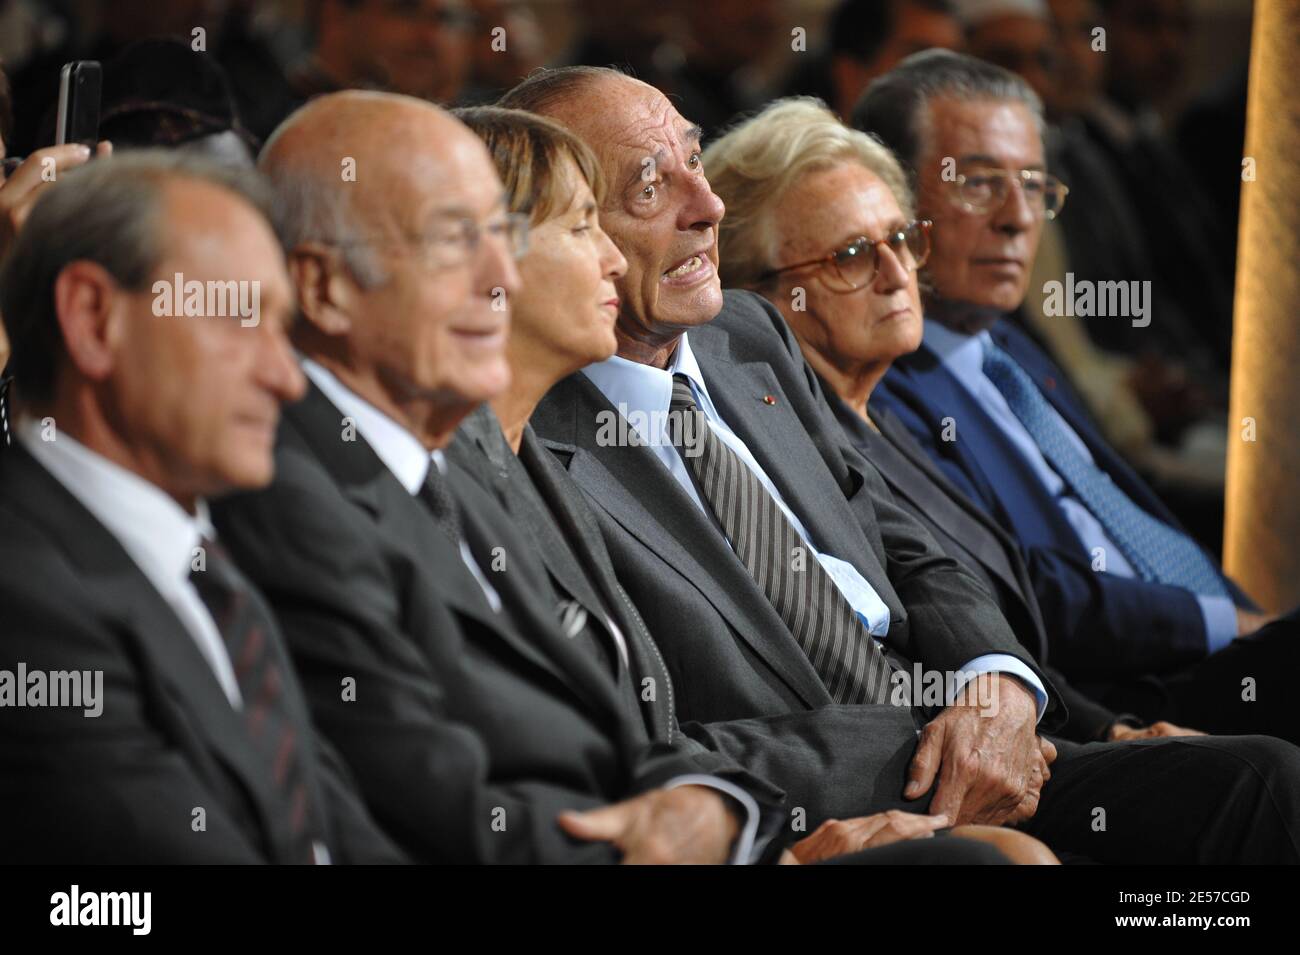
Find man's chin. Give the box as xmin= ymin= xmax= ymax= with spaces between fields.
xmin=976 ymin=282 xmax=1030 ymax=313
xmin=212 ymin=457 xmax=276 ymax=495
xmin=452 ymin=362 xmax=512 ymax=407
xmin=658 ymin=281 xmax=725 ymax=329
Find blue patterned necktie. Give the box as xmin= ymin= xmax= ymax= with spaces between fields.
xmin=981 ymin=341 xmax=1227 ymax=597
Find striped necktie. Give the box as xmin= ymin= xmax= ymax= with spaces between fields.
xmin=190 ymin=536 xmax=319 ymax=863
xmin=981 ymin=341 xmax=1227 ymax=596
xmin=668 ymin=374 xmax=894 ymax=704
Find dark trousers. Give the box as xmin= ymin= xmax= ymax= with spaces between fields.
xmin=823 ymin=832 xmax=1009 ymax=865
xmin=1023 ymin=733 xmax=1300 ymax=863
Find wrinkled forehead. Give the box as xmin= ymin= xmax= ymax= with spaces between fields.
xmin=920 ymin=96 xmax=1044 ymax=169
xmin=569 ymin=79 xmax=702 ymax=178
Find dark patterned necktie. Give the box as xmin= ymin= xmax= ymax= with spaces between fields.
xmin=190 ymin=536 xmax=317 ymax=863
xmin=419 ymin=465 xmax=464 ymax=544
xmin=1 ymin=376 xmax=11 ymax=447
xmin=668 ymin=374 xmax=893 ymax=704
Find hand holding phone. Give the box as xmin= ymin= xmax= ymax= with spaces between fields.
xmin=55 ymin=60 xmax=102 ymax=147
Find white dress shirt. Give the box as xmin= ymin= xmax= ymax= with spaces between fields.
xmin=302 ymin=359 xmax=501 ymax=613
xmin=581 ymin=333 xmax=1047 ymax=717
xmin=18 ymin=417 xmax=243 ymax=706
xmin=922 ymin=320 xmax=1236 ymax=652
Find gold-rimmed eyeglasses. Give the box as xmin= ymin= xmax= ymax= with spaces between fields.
xmin=760 ymin=219 xmax=932 ymax=294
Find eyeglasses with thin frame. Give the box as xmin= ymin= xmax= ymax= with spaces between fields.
xmin=320 ymin=212 xmax=530 ymax=269
xmin=949 ymin=167 xmax=1069 ymax=220
xmin=760 ymin=218 xmax=933 ymax=294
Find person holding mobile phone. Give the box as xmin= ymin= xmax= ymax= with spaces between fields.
xmin=0 ymin=64 xmax=110 ymax=424
xmin=1 ymin=63 xmax=111 ymax=261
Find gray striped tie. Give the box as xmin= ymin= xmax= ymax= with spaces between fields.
xmin=668 ymin=375 xmax=893 ymax=704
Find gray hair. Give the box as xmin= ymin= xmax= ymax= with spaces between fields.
xmin=497 ymin=65 xmax=630 ymax=117
xmin=257 ymin=160 xmax=388 ymax=288
xmin=703 ymin=97 xmax=915 ymax=291
xmin=0 ymin=149 xmax=273 ymax=402
xmin=850 ymin=49 xmax=1044 ymax=182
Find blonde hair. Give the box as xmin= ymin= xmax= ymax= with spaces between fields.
xmin=453 ymin=105 xmax=606 ymax=225
xmin=703 ymin=97 xmax=914 ymax=290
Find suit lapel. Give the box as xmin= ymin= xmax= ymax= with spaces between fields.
xmin=520 ymin=427 xmax=675 ymax=739
xmin=872 ymin=405 xmax=1049 ymax=656
xmin=447 ymin=465 xmax=627 ymax=721
xmin=3 ymin=446 xmax=286 ymax=850
xmin=871 ymin=407 xmax=1019 ymax=588
xmin=536 ymin=374 xmax=831 ymax=709
xmin=286 ymin=384 xmax=610 ymax=714
xmin=888 ymin=348 xmax=1077 ymax=551
xmin=695 ymin=349 xmax=899 ymax=617
xmin=473 ymin=423 xmax=610 ymax=631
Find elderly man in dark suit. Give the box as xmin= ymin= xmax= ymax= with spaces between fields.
xmin=502 ymin=65 xmax=1300 ymax=863
xmin=210 ymin=91 xmax=1017 ymax=865
xmin=0 ymin=152 xmax=403 ymax=863
xmin=849 ymin=50 xmax=1300 ymax=742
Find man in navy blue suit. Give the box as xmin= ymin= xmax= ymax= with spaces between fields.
xmin=852 ymin=50 xmax=1297 ymax=741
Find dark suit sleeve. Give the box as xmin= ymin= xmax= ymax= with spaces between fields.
xmin=738 ymin=293 xmax=1061 ymax=722
xmin=311 ymin=733 xmax=407 ymax=863
xmin=213 ymin=444 xmax=621 ymax=864
xmin=684 ymin=703 xmax=929 ymax=831
xmin=0 ymin=568 xmax=266 ymax=863
xmin=877 ymin=356 xmax=1215 ymax=677
xmin=1024 ymin=545 xmax=1208 ymax=678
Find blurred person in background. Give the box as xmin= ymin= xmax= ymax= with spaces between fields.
xmin=285 ymin=0 xmax=475 ymax=109
xmin=955 ymin=0 xmax=1230 ymax=545
xmin=1081 ymin=0 xmax=1235 ymax=368
xmin=7 ymin=1 xmax=291 ymax=151
xmin=95 ymin=39 xmax=258 ymax=166
xmin=458 ymin=0 xmax=548 ymax=104
xmin=1 ymin=62 xmax=109 ymax=445
xmin=784 ymin=0 xmax=964 ymax=120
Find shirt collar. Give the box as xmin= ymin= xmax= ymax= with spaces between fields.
xmin=17 ymin=416 xmax=211 ymax=589
xmin=581 ymin=332 xmax=712 ymax=429
xmin=922 ymin=317 xmax=994 ymax=383
xmin=301 ymin=357 xmax=431 ymax=495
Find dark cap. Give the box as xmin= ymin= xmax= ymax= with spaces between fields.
xmin=99 ymin=38 xmax=258 ymax=152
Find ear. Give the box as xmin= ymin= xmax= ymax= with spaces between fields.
xmin=52 ymin=260 xmax=121 ymax=385
xmin=288 ymin=242 xmax=360 ymax=338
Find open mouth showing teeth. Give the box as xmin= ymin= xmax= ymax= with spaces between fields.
xmin=664 ymin=255 xmax=706 ymax=279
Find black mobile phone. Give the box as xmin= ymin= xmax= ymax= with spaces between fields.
xmin=55 ymin=61 xmax=102 ymax=148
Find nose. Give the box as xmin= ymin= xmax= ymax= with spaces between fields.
xmin=992 ymin=175 xmax=1036 ymax=234
xmin=260 ymin=319 xmax=307 ymax=403
xmin=600 ymin=228 xmax=629 ymax=281
xmin=872 ymin=241 xmax=911 ymax=293
xmin=678 ymin=173 xmax=726 ymax=233
xmin=479 ymin=223 xmax=522 ymax=300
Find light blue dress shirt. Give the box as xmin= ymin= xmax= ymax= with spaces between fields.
xmin=922 ymin=320 xmax=1236 ymax=653
xmin=582 ymin=333 xmax=1048 ymax=717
